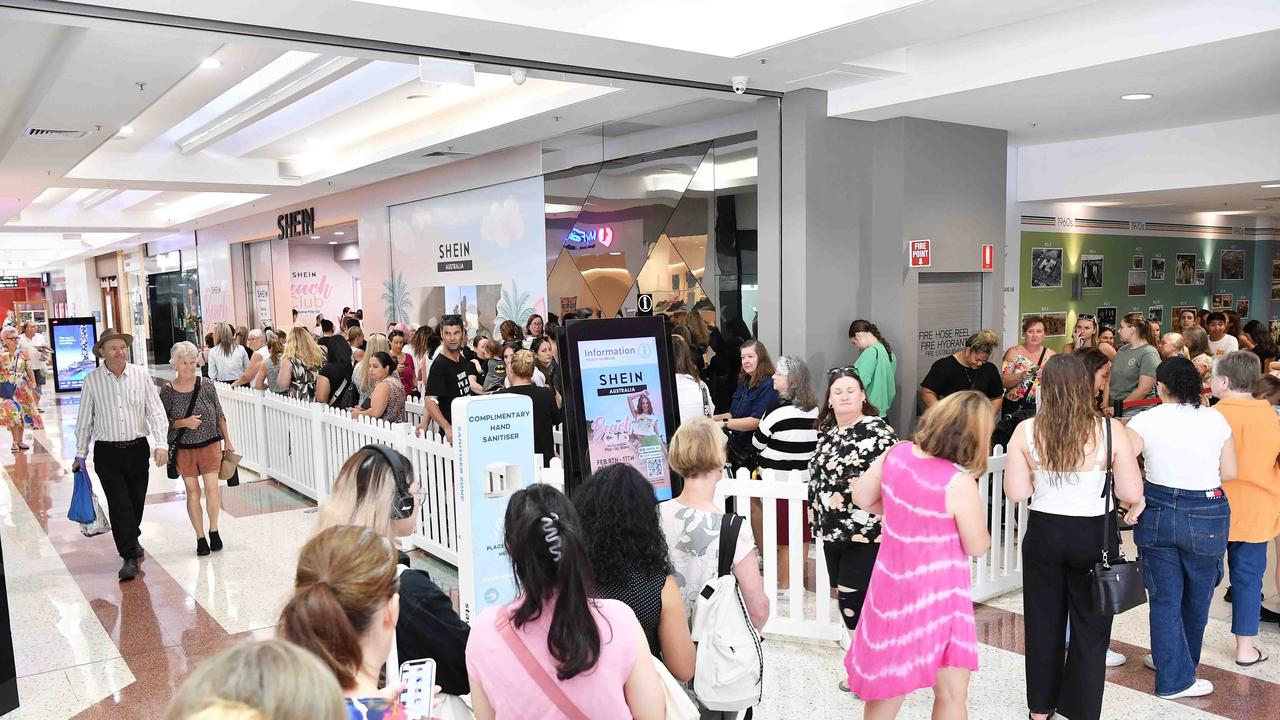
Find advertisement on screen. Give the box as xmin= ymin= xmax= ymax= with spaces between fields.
xmin=576 ymin=335 xmax=673 ymax=500
xmin=49 ymin=317 xmax=98 ymax=393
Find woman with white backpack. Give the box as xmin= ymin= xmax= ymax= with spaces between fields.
xmin=662 ymin=416 xmax=770 ymax=717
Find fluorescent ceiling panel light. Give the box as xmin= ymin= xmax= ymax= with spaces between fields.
xmin=1120 ymin=93 xmax=1154 ymax=101
xmin=1262 ymin=183 xmax=1280 ymax=189
xmin=357 ymin=0 xmax=927 ymax=57
xmin=544 ymin=203 xmax=582 ymax=214
xmin=310 ymin=235 xmax=321 ymax=240
xmin=328 ymin=241 xmax=338 ymax=245
xmin=333 ymin=231 xmax=345 ymax=236
xmin=78 ymin=188 xmax=124 ymax=210
xmin=166 ymin=51 xmax=321 ymax=144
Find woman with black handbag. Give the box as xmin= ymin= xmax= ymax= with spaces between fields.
xmin=1125 ymin=356 xmax=1236 ymax=700
xmin=160 ymin=341 xmax=235 ymax=557
xmin=1003 ymin=354 xmax=1143 ymax=720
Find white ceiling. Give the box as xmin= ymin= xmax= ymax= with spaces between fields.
xmin=1 ymin=0 xmax=1277 ymax=272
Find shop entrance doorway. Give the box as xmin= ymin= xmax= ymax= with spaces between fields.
xmin=147 ymin=270 xmax=198 ymax=366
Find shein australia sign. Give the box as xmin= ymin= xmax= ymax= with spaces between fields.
xmin=277 ymin=207 xmax=316 ymax=240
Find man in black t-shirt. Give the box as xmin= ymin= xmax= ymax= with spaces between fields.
xmin=419 ymin=314 xmax=478 ymax=443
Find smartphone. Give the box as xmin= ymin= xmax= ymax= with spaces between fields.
xmin=399 ymin=658 xmax=437 ymax=719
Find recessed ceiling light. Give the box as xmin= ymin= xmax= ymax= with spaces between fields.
xmin=117 ymin=126 xmax=135 ymax=137
xmin=200 ymin=57 xmax=221 ymax=70
xmin=1263 ymin=183 xmax=1280 ymax=189
xmin=328 ymin=241 xmax=338 ymax=245
xmin=309 ymin=235 xmax=321 ymax=240
xmin=333 ymin=231 xmax=345 ymax=236
xmin=1120 ymin=93 xmax=1154 ymax=101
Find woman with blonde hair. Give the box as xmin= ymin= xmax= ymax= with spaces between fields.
xmin=208 ymin=322 xmax=249 ymax=383
xmin=279 ymin=526 xmax=419 ymax=719
xmin=161 ymin=341 xmax=234 ymax=556
xmin=1158 ymin=332 xmax=1190 ymax=360
xmin=253 ymin=331 xmax=287 ymax=394
xmin=1004 ymin=354 xmax=1143 ymax=718
xmin=164 ymin=639 xmax=346 ymax=720
xmin=277 ymin=326 xmax=325 ymax=401
xmin=845 ymin=391 xmax=993 ymax=717
xmin=347 ymin=326 xmax=366 ymax=364
xmin=355 ymin=332 xmax=391 ymax=405
xmin=316 ymin=446 xmax=471 ymax=700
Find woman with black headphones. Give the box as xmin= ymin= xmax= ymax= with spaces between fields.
xmin=316 ymin=445 xmax=471 ymax=702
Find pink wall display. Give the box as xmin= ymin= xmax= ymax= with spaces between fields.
xmin=288 ymin=243 xmax=358 ymax=326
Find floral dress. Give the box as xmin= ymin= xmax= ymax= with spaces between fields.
xmin=0 ymin=348 xmax=42 ymax=429
xmin=807 ymin=416 xmax=897 ymax=542
xmin=1001 ymin=350 xmax=1046 ymax=404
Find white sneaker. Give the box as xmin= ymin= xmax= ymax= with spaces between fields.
xmin=1158 ymin=678 xmax=1213 ymax=699
xmin=1106 ymin=649 xmax=1126 ymax=667
xmin=1143 ymin=654 xmax=1156 ymax=671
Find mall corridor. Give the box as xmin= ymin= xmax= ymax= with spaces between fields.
xmin=0 ymin=390 xmax=1274 ymax=719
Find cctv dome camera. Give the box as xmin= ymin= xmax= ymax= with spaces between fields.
xmin=731 ymin=76 xmax=748 ymax=94
xmin=511 ymin=68 xmax=528 ymax=85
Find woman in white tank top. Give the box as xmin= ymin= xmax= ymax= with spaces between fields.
xmin=1003 ymin=354 xmax=1143 ymax=720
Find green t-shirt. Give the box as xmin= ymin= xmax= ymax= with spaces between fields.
xmin=1109 ymin=344 xmax=1160 ymax=401
xmin=854 ymin=341 xmax=897 ymax=417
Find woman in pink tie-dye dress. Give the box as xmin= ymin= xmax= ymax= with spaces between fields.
xmin=845 ymin=391 xmax=994 ymax=717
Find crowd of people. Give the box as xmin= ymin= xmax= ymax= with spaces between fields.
xmin=55 ymin=300 xmax=1277 ymax=719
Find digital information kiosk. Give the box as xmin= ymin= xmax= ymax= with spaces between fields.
xmin=560 ymin=316 xmax=680 ymax=499
xmin=453 ymin=394 xmax=536 ymax=623
xmin=48 ymin=317 xmax=98 ymax=393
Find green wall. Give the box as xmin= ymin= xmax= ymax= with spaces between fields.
xmin=1019 ymin=231 xmax=1256 ymax=339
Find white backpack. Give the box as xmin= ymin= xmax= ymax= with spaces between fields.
xmin=690 ymin=513 xmax=763 ymax=714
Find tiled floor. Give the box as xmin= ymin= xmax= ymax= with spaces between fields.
xmin=1 ymin=389 xmax=1276 ymax=719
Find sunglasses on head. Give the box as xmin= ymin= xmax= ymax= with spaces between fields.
xmin=827 ymin=366 xmax=861 ymax=380
xmin=1076 ymin=313 xmax=1095 ymax=321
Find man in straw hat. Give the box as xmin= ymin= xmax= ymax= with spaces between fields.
xmin=71 ymin=329 xmax=169 ymax=581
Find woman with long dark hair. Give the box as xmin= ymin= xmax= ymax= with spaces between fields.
xmin=713 ymin=339 xmax=779 ymax=471
xmin=1004 ymin=354 xmax=1142 ymax=719
xmin=848 ymin=319 xmax=897 ymax=417
xmin=573 ymin=464 xmax=695 ymax=681
xmin=466 ymin=484 xmax=663 ymax=719
xmin=808 ymin=367 xmax=898 ymax=669
xmin=1245 ymin=320 xmax=1280 ymax=372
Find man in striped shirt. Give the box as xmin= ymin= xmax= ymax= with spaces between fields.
xmin=71 ymin=330 xmax=169 ymax=581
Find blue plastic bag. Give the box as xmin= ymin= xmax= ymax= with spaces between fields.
xmin=68 ymin=467 xmax=95 ymax=525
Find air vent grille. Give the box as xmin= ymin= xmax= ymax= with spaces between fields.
xmin=421 ymin=150 xmax=472 ymax=158
xmin=25 ymin=127 xmax=90 ymax=140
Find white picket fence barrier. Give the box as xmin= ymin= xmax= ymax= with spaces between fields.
xmin=716 ymin=450 xmax=1026 ymax=641
xmin=218 ymin=385 xmax=1026 ymax=643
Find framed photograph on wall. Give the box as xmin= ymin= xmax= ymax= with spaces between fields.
xmin=1150 ymin=258 xmax=1166 ymax=281
xmin=1195 ymin=269 xmax=1206 ymax=285
xmin=1132 ymin=254 xmax=1144 ymax=270
xmin=1127 ymin=270 xmax=1147 ymax=297
xmin=1031 ymin=247 xmax=1063 ymax=288
xmin=1220 ymin=249 xmax=1245 ymax=281
xmin=1175 ymin=253 xmax=1197 ymax=285
xmin=1237 ymin=299 xmax=1250 ymax=318
xmin=1148 ymin=305 xmax=1163 ymax=325
xmin=1080 ymin=254 xmax=1104 ymax=290
xmin=1096 ymin=306 xmax=1117 ymax=330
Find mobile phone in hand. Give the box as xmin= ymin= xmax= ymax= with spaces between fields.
xmin=399 ymin=658 xmax=436 ymax=719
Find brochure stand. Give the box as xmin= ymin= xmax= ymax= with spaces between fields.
xmin=453 ymin=394 xmax=536 ymax=623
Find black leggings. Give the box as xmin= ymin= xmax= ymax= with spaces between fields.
xmin=823 ymin=540 xmax=880 ymax=630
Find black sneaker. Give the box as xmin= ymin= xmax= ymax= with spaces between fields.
xmin=134 ymin=545 xmax=145 ymax=560
xmin=196 ymin=537 xmax=210 ymax=556
xmin=1261 ymin=606 xmax=1280 ymax=623
xmin=209 ymin=531 xmax=223 ymax=552
xmin=1225 ymin=586 xmax=1233 ymax=603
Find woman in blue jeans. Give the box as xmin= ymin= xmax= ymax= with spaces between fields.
xmin=1125 ymin=357 xmax=1237 ymax=700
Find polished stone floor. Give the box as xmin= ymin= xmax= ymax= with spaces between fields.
xmin=1 ymin=390 xmax=1277 ymax=719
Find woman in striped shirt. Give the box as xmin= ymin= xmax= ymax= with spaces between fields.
xmin=752 ymin=355 xmax=818 ymax=594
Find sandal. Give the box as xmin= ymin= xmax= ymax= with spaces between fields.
xmin=17 ymin=442 xmax=28 ymax=450
xmin=1237 ymin=648 xmax=1268 ymax=667
xmin=838 ymin=679 xmax=850 ymax=693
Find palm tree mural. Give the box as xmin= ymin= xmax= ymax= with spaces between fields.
xmin=496 ymin=280 xmax=536 ymax=325
xmin=381 ymin=272 xmax=410 ymax=326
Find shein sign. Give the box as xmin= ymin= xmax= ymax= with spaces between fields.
xmin=563 ymin=226 xmax=614 ymax=249
xmin=277 ymin=207 xmax=316 ymax=240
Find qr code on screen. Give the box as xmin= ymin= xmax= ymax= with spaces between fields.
xmin=644 ymin=457 xmax=664 ymax=479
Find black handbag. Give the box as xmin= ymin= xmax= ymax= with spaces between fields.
xmin=1089 ymin=419 xmax=1148 ymax=615
xmin=167 ymin=381 xmax=202 ymax=480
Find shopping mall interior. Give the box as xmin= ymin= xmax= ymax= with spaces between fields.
xmin=0 ymin=0 xmax=1278 ymax=718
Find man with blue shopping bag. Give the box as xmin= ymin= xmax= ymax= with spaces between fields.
xmin=70 ymin=329 xmax=168 ymax=581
